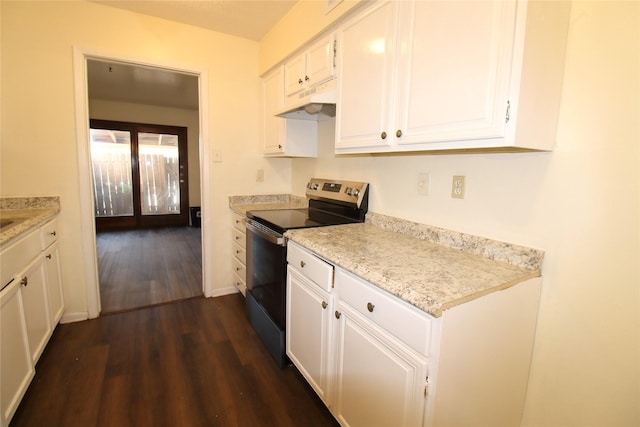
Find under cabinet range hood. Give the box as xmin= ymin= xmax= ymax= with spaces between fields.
xmin=276 ymin=78 xmax=336 ymax=120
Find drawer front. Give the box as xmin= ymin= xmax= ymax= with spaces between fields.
xmin=287 ymin=242 xmax=333 ymax=292
xmin=232 ymin=242 xmax=246 ymax=264
xmin=231 ymin=212 xmax=245 ymax=232
xmin=231 ymin=227 xmax=246 ymax=249
xmin=336 ymin=268 xmax=432 ymax=356
xmin=232 ymin=256 xmax=246 ymax=281
xmin=1 ymin=229 xmax=41 ymax=289
xmin=40 ymin=219 xmax=58 ymax=250
xmin=233 ymin=272 xmax=246 ymax=296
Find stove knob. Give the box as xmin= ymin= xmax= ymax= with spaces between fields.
xmin=346 ymin=187 xmax=352 ymax=196
xmin=313 ymin=183 xmax=319 ymax=190
xmin=353 ymin=188 xmax=360 ymax=197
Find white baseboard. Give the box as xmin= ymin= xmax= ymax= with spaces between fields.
xmin=60 ymin=311 xmax=89 ymax=324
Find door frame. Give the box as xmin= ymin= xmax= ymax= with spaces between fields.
xmin=73 ymin=46 xmax=213 ymax=318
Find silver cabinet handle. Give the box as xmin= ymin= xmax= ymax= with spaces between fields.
xmin=322 ymin=301 xmax=328 ymax=309
xmin=335 ymin=310 xmax=341 ymax=319
xmin=380 ymin=131 xmax=387 ymax=139
xmin=396 ymin=130 xmax=403 ymax=138
xmin=367 ymin=302 xmax=375 ymax=312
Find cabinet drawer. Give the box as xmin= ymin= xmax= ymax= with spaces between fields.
xmin=336 ymin=268 xmax=432 ymax=356
xmin=231 ymin=227 xmax=246 ymax=249
xmin=40 ymin=219 xmax=58 ymax=250
xmin=232 ymin=242 xmax=246 ymax=264
xmin=231 ymin=212 xmax=246 ymax=232
xmin=1 ymin=229 xmax=41 ymax=289
xmin=287 ymin=242 xmax=333 ymax=292
xmin=233 ymin=272 xmax=246 ymax=296
xmin=232 ymin=256 xmax=246 ymax=281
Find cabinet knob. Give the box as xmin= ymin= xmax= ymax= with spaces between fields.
xmin=20 ymin=276 xmax=28 ymax=287
xmin=235 ymin=236 xmax=240 ymax=240
xmin=367 ymin=302 xmax=375 ymax=312
xmin=298 ymin=78 xmax=303 ymax=84
xmin=300 ymin=260 xmax=306 ymax=268
xmin=380 ymin=131 xmax=387 ymax=140
xmin=50 ymin=231 xmax=57 ymax=236
xmin=305 ymin=75 xmax=310 ymax=81
xmin=322 ymin=301 xmax=328 ymax=309
xmin=278 ymin=144 xmax=283 ymax=149
xmin=334 ymin=310 xmax=341 ymax=319
xmin=46 ymin=254 xmax=52 ymax=259
xmin=396 ymin=129 xmax=403 ymax=138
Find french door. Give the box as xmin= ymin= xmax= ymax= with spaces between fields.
xmin=89 ymin=119 xmax=189 ymax=230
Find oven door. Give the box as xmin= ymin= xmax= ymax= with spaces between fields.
xmin=245 ymin=220 xmax=287 ymax=329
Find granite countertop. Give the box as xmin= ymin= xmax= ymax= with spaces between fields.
xmin=229 ymin=194 xmax=308 ymax=215
xmin=0 ymin=197 xmax=61 ymax=247
xmin=285 ymin=213 xmax=543 ymax=318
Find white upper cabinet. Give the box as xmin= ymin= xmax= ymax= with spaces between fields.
xmin=284 ymin=33 xmax=336 ymax=105
xmin=262 ymin=66 xmax=286 ymax=155
xmin=263 ymin=66 xmax=319 ymax=158
xmin=336 ymin=0 xmax=571 ymax=153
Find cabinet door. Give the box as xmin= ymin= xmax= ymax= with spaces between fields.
xmin=395 ymin=0 xmax=516 ymax=145
xmin=335 ymin=0 xmax=398 ymax=150
xmin=1 ymin=281 xmax=35 ymax=426
xmin=333 ymin=303 xmax=427 ymax=427
xmin=286 ymin=267 xmax=332 ymax=404
xmin=44 ymin=243 xmax=64 ymax=325
xmin=263 ymin=66 xmax=286 ymax=154
xmin=284 ymin=54 xmax=306 ymax=97
xmin=306 ymin=34 xmax=335 ymax=88
xmin=19 ymin=256 xmax=52 ymax=363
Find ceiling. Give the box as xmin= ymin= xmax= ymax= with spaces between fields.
xmin=87 ymin=1 xmax=298 ymax=110
xmin=91 ymin=0 xmax=297 ymax=41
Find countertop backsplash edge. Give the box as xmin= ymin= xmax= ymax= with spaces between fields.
xmin=365 ymin=211 xmax=544 ymax=271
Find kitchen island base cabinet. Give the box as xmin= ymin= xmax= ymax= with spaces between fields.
xmin=19 ymin=254 xmax=52 ymax=365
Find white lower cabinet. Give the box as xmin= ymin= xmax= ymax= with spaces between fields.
xmin=286 ymin=241 xmax=542 ymax=427
xmin=286 ymin=266 xmax=333 ymax=403
xmin=0 ymin=280 xmax=34 ymax=427
xmin=0 ymin=217 xmax=64 ymax=427
xmin=19 ymin=255 xmax=52 ymax=364
xmin=333 ymin=302 xmax=427 ymax=427
xmin=230 ymin=212 xmax=247 ymax=296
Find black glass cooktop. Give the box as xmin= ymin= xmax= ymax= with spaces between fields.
xmin=247 ymin=208 xmax=359 ymax=235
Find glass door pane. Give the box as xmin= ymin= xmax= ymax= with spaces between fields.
xmin=90 ymin=129 xmax=134 ymax=217
xmin=138 ymin=132 xmax=181 ymax=216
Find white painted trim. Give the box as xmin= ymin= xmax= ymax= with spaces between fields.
xmin=211 ymin=286 xmax=240 ymax=298
xmin=60 ymin=311 xmax=89 ymax=324
xmin=71 ymin=46 xmax=213 ymax=318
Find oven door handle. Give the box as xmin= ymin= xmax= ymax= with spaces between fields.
xmin=245 ymin=220 xmax=286 ymax=246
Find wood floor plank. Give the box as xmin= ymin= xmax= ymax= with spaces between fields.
xmin=10 ymin=295 xmax=338 ymax=427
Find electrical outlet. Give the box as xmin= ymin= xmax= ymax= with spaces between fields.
xmin=451 ymin=175 xmax=465 ymax=199
xmin=212 ymin=150 xmax=222 ymax=163
xmin=417 ymin=172 xmax=430 ymax=196
xmin=256 ymin=169 xmax=264 ymax=182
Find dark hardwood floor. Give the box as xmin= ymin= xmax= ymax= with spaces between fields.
xmin=97 ymin=227 xmax=203 ymax=314
xmin=10 ymin=294 xmax=339 ymax=427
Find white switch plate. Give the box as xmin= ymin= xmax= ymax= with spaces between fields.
xmin=451 ymin=175 xmax=465 ymax=199
xmin=417 ymin=172 xmax=430 ymax=196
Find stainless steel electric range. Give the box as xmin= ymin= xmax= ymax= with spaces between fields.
xmin=245 ymin=178 xmax=369 ymax=367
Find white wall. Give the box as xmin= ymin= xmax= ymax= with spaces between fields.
xmin=288 ymin=1 xmax=639 ymax=425
xmin=89 ymin=99 xmax=202 ymax=208
xmin=0 ymin=1 xmax=292 ymax=317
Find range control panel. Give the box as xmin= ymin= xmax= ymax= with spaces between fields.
xmin=306 ymin=178 xmax=369 ymax=208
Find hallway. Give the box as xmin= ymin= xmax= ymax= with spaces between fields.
xmin=97 ymin=227 xmax=203 ymax=313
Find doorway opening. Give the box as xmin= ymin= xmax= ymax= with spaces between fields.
xmin=86 ymin=58 xmax=205 ymax=314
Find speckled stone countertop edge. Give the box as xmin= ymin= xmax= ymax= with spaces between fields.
xmin=229 ymin=194 xmax=308 ymax=215
xmin=285 ymin=219 xmax=543 ymax=318
xmin=366 ymin=212 xmax=544 ymax=271
xmin=0 ymin=197 xmax=61 ymax=247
